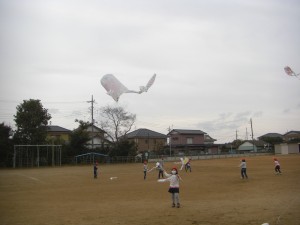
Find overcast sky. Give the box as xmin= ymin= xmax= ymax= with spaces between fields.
xmin=0 ymin=0 xmax=299 ymax=143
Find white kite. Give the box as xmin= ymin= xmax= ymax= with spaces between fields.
xmin=284 ymin=66 xmax=299 ymax=78
xmin=100 ymin=74 xmax=156 ymax=102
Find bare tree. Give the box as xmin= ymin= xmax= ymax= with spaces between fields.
xmin=98 ymin=105 xmax=136 ymax=143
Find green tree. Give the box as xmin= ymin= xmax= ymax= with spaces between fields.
xmin=109 ymin=138 xmax=137 ymax=157
xmin=260 ymin=136 xmax=283 ymax=145
xmin=14 ymin=99 xmax=51 ymax=144
xmin=231 ymin=139 xmax=243 ymax=149
xmin=0 ymin=123 xmax=13 ymax=167
xmin=67 ymin=120 xmax=91 ymax=156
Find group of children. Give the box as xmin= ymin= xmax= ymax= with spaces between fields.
xmin=238 ymin=157 xmax=282 ymax=179
xmin=93 ymin=156 xmax=282 ymax=208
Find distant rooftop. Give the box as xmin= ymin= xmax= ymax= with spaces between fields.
xmin=169 ymin=129 xmax=206 ymax=135
xmin=47 ymin=125 xmax=71 ymax=133
xmin=126 ymin=128 xmax=167 ymax=138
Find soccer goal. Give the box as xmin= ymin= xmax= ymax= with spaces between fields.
xmin=13 ymin=145 xmax=62 ymax=168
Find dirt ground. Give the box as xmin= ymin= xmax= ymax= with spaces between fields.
xmin=0 ymin=154 xmax=300 ymax=225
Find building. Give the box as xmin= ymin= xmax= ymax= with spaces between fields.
xmin=283 ymin=131 xmax=300 ymax=142
xmin=168 ymin=129 xmax=219 ymax=154
xmin=237 ymin=140 xmax=267 ymax=153
xmin=46 ymin=125 xmax=71 ymax=143
xmin=86 ymin=125 xmax=107 ymax=149
xmin=125 ymin=128 xmax=167 ymax=153
xmin=275 ymin=143 xmax=300 ymax=154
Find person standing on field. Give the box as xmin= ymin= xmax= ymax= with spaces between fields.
xmin=239 ymin=158 xmax=248 ymax=179
xmin=93 ymin=161 xmax=98 ymax=179
xmin=158 ymin=167 xmax=181 ymax=208
xmin=143 ymin=161 xmax=148 ymax=180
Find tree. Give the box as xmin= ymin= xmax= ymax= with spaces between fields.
xmin=0 ymin=123 xmax=13 ymax=167
xmin=14 ymin=99 xmax=51 ymax=144
xmin=67 ymin=120 xmax=91 ymax=156
xmin=97 ymin=105 xmax=136 ymax=156
xmin=231 ymin=139 xmax=243 ymax=149
xmin=260 ymin=136 xmax=283 ymax=146
xmin=98 ymin=105 xmax=136 ymax=143
xmin=109 ymin=139 xmax=137 ymax=157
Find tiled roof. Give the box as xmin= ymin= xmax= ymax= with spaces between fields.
xmin=126 ymin=128 xmax=167 ymax=138
xmin=284 ymin=131 xmax=300 ymax=135
xmin=258 ymin=133 xmax=283 ymax=138
xmin=169 ymin=129 xmax=206 ymax=135
xmin=47 ymin=125 xmax=71 ymax=133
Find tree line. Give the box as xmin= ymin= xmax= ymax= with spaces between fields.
xmin=0 ymin=99 xmax=137 ymax=167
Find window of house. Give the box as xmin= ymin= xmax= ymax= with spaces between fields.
xmin=187 ymin=137 xmax=193 ymax=144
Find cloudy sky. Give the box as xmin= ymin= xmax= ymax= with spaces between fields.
xmin=0 ymin=0 xmax=299 ymax=143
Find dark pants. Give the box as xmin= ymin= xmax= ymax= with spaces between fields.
xmin=158 ymin=170 xmax=164 ymax=179
xmin=144 ymin=171 xmax=147 ymax=180
xmin=241 ymin=168 xmax=248 ymax=179
xmin=275 ymin=165 xmax=281 ymax=173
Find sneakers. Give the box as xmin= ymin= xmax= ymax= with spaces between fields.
xmin=172 ymin=203 xmax=180 ymax=208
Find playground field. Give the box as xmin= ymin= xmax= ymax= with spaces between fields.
xmin=0 ymin=154 xmax=299 ymax=225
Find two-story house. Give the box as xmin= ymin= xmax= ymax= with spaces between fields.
xmin=46 ymin=125 xmax=71 ymax=144
xmin=168 ymin=129 xmax=219 ymax=154
xmin=125 ymin=128 xmax=167 ymax=153
xmin=86 ymin=125 xmax=108 ymax=149
xmin=283 ymin=131 xmax=300 ymax=142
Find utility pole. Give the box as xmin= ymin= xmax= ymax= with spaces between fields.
xmin=168 ymin=125 xmax=173 ymax=156
xmin=250 ymin=118 xmax=254 ymax=152
xmin=87 ymin=95 xmax=95 ymax=149
xmin=236 ymin=130 xmax=238 ymax=141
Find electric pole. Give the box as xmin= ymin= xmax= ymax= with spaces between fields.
xmin=250 ymin=118 xmax=254 ymax=152
xmin=87 ymin=95 xmax=95 ymax=149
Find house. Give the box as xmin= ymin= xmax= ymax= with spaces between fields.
xmin=125 ymin=128 xmax=167 ymax=153
xmin=283 ymin=131 xmax=300 ymax=142
xmin=237 ymin=140 xmax=267 ymax=153
xmin=258 ymin=133 xmax=283 ymax=140
xmin=168 ymin=129 xmax=219 ymax=154
xmin=274 ymin=143 xmax=300 ymax=154
xmin=46 ymin=125 xmax=71 ymax=143
xmin=86 ymin=125 xmax=107 ymax=149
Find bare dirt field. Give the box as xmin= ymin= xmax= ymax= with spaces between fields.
xmin=0 ymin=154 xmax=300 ymax=225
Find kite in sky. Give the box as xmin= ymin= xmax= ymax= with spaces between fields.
xmin=284 ymin=66 xmax=299 ymax=78
xmin=100 ymin=74 xmax=156 ymax=102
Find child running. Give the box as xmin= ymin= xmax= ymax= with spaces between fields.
xmin=158 ymin=167 xmax=181 ymax=208
xmin=239 ymin=158 xmax=248 ymax=179
xmin=274 ymin=158 xmax=282 ymax=175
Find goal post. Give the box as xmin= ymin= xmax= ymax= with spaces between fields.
xmin=13 ymin=145 xmax=62 ymax=168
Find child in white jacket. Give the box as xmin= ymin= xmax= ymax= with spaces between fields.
xmin=158 ymin=167 xmax=181 ymax=208
xmin=274 ymin=158 xmax=282 ymax=175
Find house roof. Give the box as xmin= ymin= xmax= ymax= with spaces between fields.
xmin=169 ymin=129 xmax=206 ymax=135
xmin=241 ymin=140 xmax=267 ymax=147
xmin=258 ymin=133 xmax=283 ymax=138
xmin=47 ymin=125 xmax=71 ymax=133
xmin=126 ymin=128 xmax=167 ymax=139
xmin=204 ymin=134 xmax=217 ymax=142
xmin=283 ymin=131 xmax=300 ymax=136
xmin=87 ymin=125 xmax=106 ymax=133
